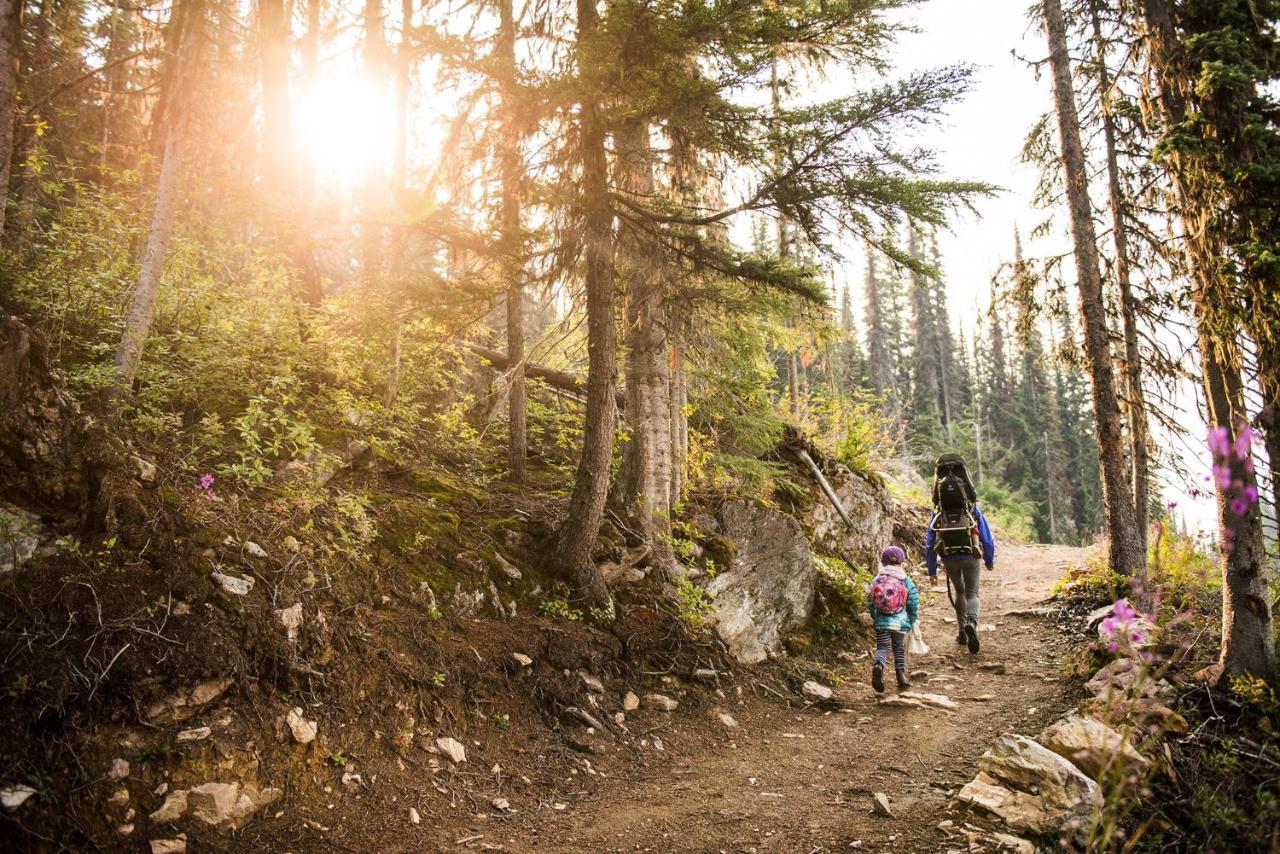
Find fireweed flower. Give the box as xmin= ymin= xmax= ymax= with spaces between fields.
xmin=196 ymin=474 xmax=215 ymax=498
xmin=1099 ymin=598 xmax=1148 ymax=652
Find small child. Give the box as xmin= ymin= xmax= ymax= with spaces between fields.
xmin=866 ymin=545 xmax=920 ymax=693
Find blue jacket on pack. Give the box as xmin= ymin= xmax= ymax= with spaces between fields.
xmin=925 ymin=504 xmax=995 ymax=577
xmin=866 ymin=565 xmax=919 ymax=632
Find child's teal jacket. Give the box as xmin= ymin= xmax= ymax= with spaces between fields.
xmin=866 ymin=564 xmax=920 ymax=632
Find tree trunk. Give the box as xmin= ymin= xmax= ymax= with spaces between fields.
xmin=0 ymin=0 xmax=22 ymax=235
xmin=669 ymin=347 xmax=687 ymax=509
xmin=113 ymin=125 xmax=184 ymax=392
xmin=1088 ymin=0 xmax=1150 ymax=557
xmin=548 ymin=0 xmax=614 ymax=610
xmin=616 ymin=119 xmax=677 ymax=578
xmin=257 ymin=0 xmax=323 ymax=309
xmin=258 ymin=0 xmax=294 ymax=195
xmin=1198 ymin=324 xmax=1275 ymax=684
xmin=1140 ymin=0 xmax=1276 ymax=685
xmin=1042 ymin=0 xmax=1145 ymax=578
xmin=497 ymin=0 xmax=526 ymax=483
xmin=113 ymin=0 xmax=202 ymax=396
xmin=360 ymin=0 xmax=387 ymax=291
xmin=1259 ymin=370 xmax=1280 ymax=539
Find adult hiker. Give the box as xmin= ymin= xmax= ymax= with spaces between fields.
xmin=924 ymin=453 xmax=995 ymax=653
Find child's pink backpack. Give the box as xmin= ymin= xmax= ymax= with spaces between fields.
xmin=869 ymin=574 xmax=908 ymax=615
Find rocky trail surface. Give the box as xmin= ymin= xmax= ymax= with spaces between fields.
xmin=235 ymin=543 xmax=1088 ymax=853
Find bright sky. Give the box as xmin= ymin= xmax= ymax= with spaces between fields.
xmin=852 ymin=0 xmax=1222 ymax=536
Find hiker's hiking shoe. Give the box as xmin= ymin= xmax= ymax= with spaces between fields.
xmin=964 ymin=623 xmax=980 ymax=654
xmin=871 ymin=663 xmax=885 ymax=693
xmin=956 ymin=628 xmax=967 ymax=645
xmin=895 ymin=670 xmax=912 ymax=690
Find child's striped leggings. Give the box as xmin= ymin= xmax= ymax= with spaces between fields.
xmin=874 ymin=628 xmax=906 ymax=671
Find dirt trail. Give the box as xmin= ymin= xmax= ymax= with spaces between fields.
xmin=502 ymin=543 xmax=1089 ymax=853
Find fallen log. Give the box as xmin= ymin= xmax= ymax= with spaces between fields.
xmin=467 ymin=343 xmax=626 ymax=409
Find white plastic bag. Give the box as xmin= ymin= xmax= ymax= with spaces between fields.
xmin=908 ymin=623 xmax=929 ymax=655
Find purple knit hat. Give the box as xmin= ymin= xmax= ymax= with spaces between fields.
xmin=880 ymin=546 xmax=906 ymax=566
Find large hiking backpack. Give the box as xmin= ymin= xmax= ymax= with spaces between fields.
xmin=931 ymin=454 xmax=983 ymax=560
xmin=869 ymin=573 xmax=909 ymax=615
xmin=933 ymin=507 xmax=982 ymax=559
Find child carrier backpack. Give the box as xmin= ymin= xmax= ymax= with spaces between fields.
xmin=931 ymin=453 xmax=983 ymax=560
xmin=933 ymin=507 xmax=982 ymax=559
xmin=869 ymin=574 xmax=909 ymax=615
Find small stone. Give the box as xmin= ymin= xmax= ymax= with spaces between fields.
xmin=210 ymin=571 xmax=253 ymax=596
xmin=117 ymin=823 xmax=135 ymax=836
xmin=623 ymin=691 xmax=640 ymax=711
xmin=109 ymin=758 xmax=131 ymax=780
xmin=873 ymin=792 xmax=893 ymax=816
xmin=1 ymin=784 xmax=36 ymax=810
xmin=282 ymin=536 xmax=301 ymax=552
xmin=578 ymin=671 xmax=605 ymax=693
xmin=693 ymin=668 xmax=718 ymax=682
xmin=718 ymin=713 xmax=738 ymax=728
xmin=276 ymin=604 xmax=304 ymax=642
xmin=896 ymin=691 xmax=958 ymax=711
xmin=149 ymin=789 xmax=190 ymax=823
xmin=644 ymin=693 xmax=678 ymax=712
xmin=436 ymin=736 xmax=467 ymax=764
xmin=150 ymin=838 xmax=186 ymax=854
xmin=108 ymin=787 xmax=131 ymax=809
xmin=978 ymin=663 xmax=1006 ymax=674
xmin=187 ymin=782 xmax=281 ymax=832
xmin=492 ymin=796 xmax=510 ymax=812
xmin=837 ymin=651 xmax=861 ymax=663
xmin=409 ymin=807 xmax=420 ymax=825
xmin=286 ymin=708 xmax=317 ymax=744
xmin=244 ymin=541 xmax=268 ymax=559
xmin=134 ymin=457 xmax=158 ymax=483
xmin=176 ymin=726 xmax=211 ymax=742
xmin=511 ymin=653 xmax=532 ymax=667
xmin=910 ymin=670 xmax=930 ymax=682
xmin=801 ymin=681 xmax=834 ymax=703
xmin=978 ymin=623 xmax=997 ymax=633
xmin=493 ymin=554 xmax=522 ymax=580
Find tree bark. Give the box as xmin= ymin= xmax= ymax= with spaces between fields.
xmin=1199 ymin=323 xmax=1275 ymax=684
xmin=258 ymin=0 xmax=294 ymax=195
xmin=548 ymin=0 xmax=614 ymax=610
xmin=257 ymin=0 xmax=323 ymax=308
xmin=1042 ymin=0 xmax=1145 ymax=578
xmin=113 ymin=0 xmax=203 ymax=396
xmin=1140 ymin=0 xmax=1276 ymax=684
xmin=0 ymin=0 xmax=22 ymax=235
xmin=669 ymin=347 xmax=687 ymax=509
xmin=1259 ymin=370 xmax=1280 ymax=539
xmin=114 ymin=114 xmax=184 ymax=392
xmin=497 ymin=0 xmax=526 ymax=483
xmin=360 ymin=0 xmax=387 ymax=291
xmin=616 ymin=119 xmax=677 ymax=578
xmin=1088 ymin=0 xmax=1150 ymax=557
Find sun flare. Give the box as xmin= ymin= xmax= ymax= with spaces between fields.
xmin=296 ymin=73 xmax=397 ymax=188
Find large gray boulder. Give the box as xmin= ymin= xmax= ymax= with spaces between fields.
xmin=709 ymin=501 xmax=818 ymax=664
xmin=799 ymin=464 xmax=895 ymax=568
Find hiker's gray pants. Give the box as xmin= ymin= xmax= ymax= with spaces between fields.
xmin=945 ymin=557 xmax=983 ymax=628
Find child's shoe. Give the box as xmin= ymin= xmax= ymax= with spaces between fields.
xmin=871 ymin=663 xmax=885 ymax=694
xmin=895 ymin=669 xmax=912 ymax=690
